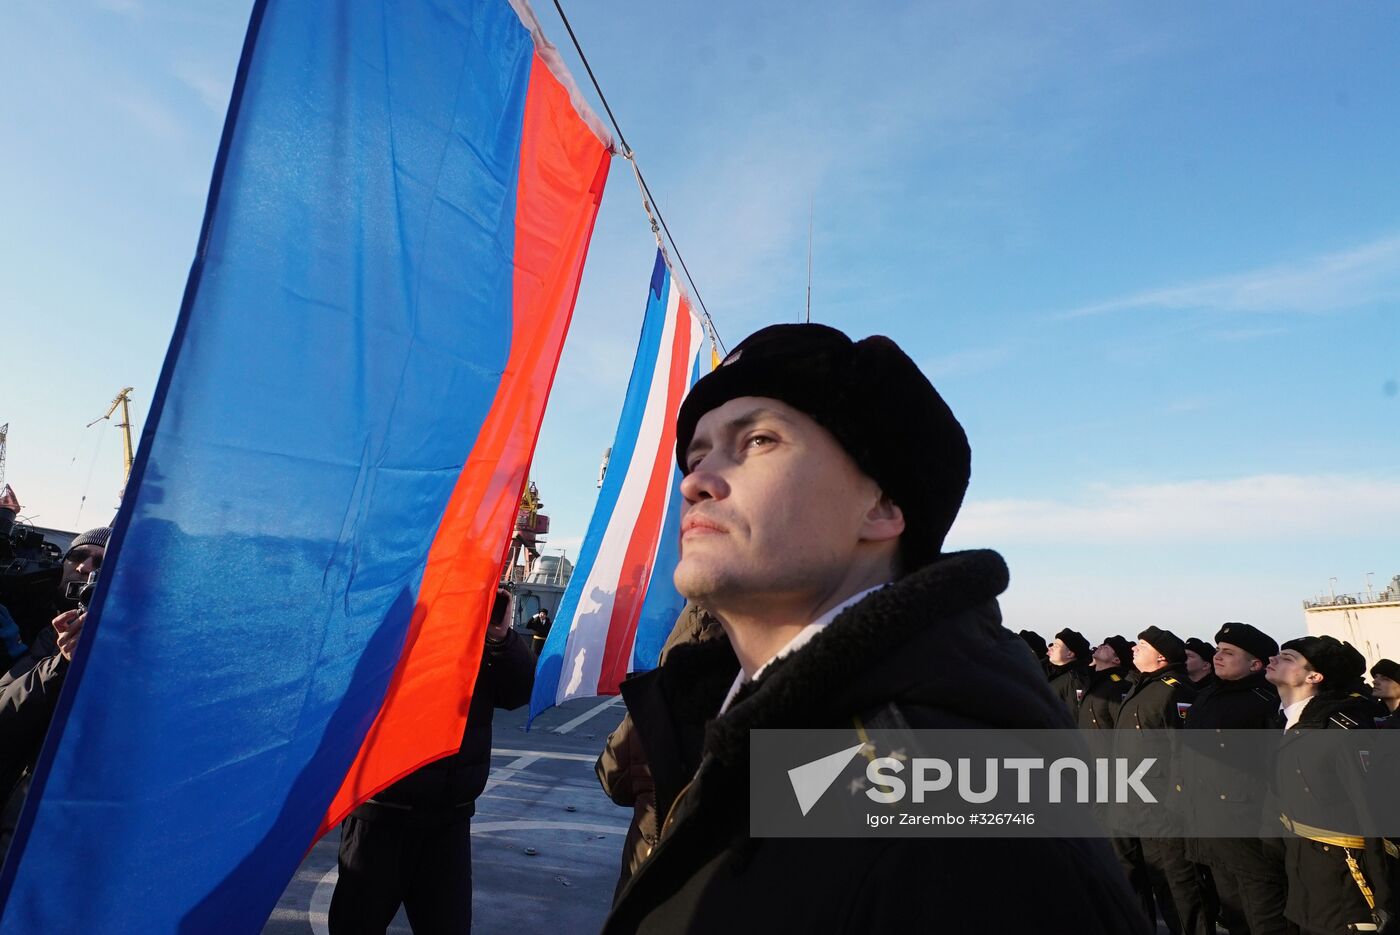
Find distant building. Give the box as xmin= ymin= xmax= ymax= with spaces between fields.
xmin=1303 ymin=574 xmax=1400 ymax=668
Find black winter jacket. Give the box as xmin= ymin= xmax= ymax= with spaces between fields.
xmin=1111 ymin=665 xmax=1196 ymax=837
xmin=352 ymin=628 xmax=534 ymax=821
xmin=1179 ymin=671 xmax=1279 ymax=871
xmin=1048 ymin=662 xmax=1091 ymax=720
xmin=1076 ymin=666 xmax=1131 ymax=730
xmin=602 ymin=551 xmax=1150 ymax=935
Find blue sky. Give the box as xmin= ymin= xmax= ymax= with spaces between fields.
xmin=1 ymin=0 xmax=1396 ymax=641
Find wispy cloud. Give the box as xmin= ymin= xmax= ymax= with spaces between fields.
xmin=951 ymin=474 xmax=1400 ymax=547
xmin=1206 ymin=326 xmax=1291 ymax=343
xmin=922 ymin=345 xmax=1015 ymax=380
xmin=107 ymin=89 xmax=186 ymax=142
xmin=1059 ymin=235 xmax=1400 ymax=319
xmin=171 ymin=60 xmax=232 ymax=115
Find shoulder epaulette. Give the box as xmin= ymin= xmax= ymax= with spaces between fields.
xmin=1330 ymin=712 xmax=1358 ymax=729
xmin=1110 ymin=673 xmax=1122 ymax=682
xmin=1251 ymin=687 xmax=1274 ymax=702
xmin=1162 ymin=677 xmax=1180 ymax=687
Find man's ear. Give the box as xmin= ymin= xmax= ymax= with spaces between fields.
xmin=861 ymin=493 xmax=905 ymax=544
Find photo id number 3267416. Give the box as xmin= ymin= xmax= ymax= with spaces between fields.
xmin=969 ymin=813 xmax=1035 ymax=825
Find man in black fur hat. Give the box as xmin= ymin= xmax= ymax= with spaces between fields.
xmin=1184 ymin=637 xmax=1216 ymax=690
xmin=1372 ymin=658 xmax=1400 ymax=729
xmin=1077 ymin=635 xmax=1134 ymax=730
xmin=1019 ymin=628 xmax=1051 ymax=675
xmin=1112 ymin=626 xmax=1204 ymax=935
xmin=1267 ymin=636 xmax=1393 ymax=934
xmin=1047 ymin=628 xmax=1092 ymax=716
xmin=599 ymin=324 xmax=1148 ymax=935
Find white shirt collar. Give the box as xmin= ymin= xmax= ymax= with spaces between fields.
xmin=718 ymin=583 xmax=887 ymax=715
xmin=1282 ymin=696 xmax=1312 ymax=730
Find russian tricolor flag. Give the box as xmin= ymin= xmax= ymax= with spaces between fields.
xmin=0 ymin=0 xmax=609 ymax=930
xmin=529 ymin=251 xmax=707 ymax=722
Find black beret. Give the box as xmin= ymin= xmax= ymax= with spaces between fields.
xmin=1214 ymin=622 xmax=1278 ymax=663
xmin=1102 ymin=635 xmax=1134 ymax=667
xmin=1055 ymin=628 xmax=1091 ymax=661
xmin=1138 ymin=626 xmax=1186 ymax=666
xmin=1370 ymin=658 xmax=1400 ymax=683
xmin=675 ymin=324 xmax=969 ymax=570
xmin=1281 ymin=636 xmax=1367 ymax=688
xmin=1018 ymin=630 xmax=1048 ymax=661
xmin=1184 ymin=638 xmax=1216 ymax=662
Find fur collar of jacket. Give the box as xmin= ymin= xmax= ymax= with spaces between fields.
xmin=655 ymin=549 xmax=1064 ymax=770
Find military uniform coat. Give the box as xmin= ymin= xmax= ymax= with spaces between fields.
xmin=1048 ymin=662 xmax=1091 ymax=720
xmin=1077 ymin=666 xmax=1131 ymax=730
xmin=1111 ymin=665 xmax=1197 ymax=838
xmin=1179 ymin=671 xmax=1280 ymax=873
xmin=1274 ymin=691 xmax=1393 ymax=934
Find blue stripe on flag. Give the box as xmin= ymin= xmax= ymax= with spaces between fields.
xmin=528 ymin=251 xmax=671 ymax=724
xmin=0 ymin=1 xmax=536 ymax=930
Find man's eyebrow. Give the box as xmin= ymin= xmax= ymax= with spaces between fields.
xmin=684 ymin=407 xmax=794 ymax=461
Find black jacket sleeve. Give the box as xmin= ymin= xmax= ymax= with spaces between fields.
xmin=0 ymin=652 xmax=66 ymax=790
xmin=479 ymin=628 xmax=534 ymax=711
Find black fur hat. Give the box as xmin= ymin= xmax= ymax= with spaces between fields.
xmin=1138 ymin=626 xmax=1186 ymax=666
xmin=1372 ymin=658 xmax=1400 ymax=683
xmin=1055 ymin=628 xmax=1091 ymax=661
xmin=1184 ymin=638 xmax=1216 ymax=663
xmin=1018 ymin=630 xmax=1048 ymax=661
xmin=1214 ymin=622 xmax=1278 ymax=663
xmin=675 ymin=323 xmax=970 ymax=570
xmin=1281 ymin=636 xmax=1366 ymax=688
xmin=1102 ymin=635 xmax=1134 ymax=667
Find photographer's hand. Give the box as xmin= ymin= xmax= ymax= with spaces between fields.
xmin=52 ymin=610 xmax=86 ymax=661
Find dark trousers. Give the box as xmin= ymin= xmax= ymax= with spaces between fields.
xmin=1112 ymin=835 xmax=1158 ymax=929
xmin=1209 ymin=861 xmax=1293 ymax=935
xmin=328 ymin=813 xmax=474 ymax=935
xmin=1140 ymin=837 xmax=1210 ymax=935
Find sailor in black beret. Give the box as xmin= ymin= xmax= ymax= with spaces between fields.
xmin=1266 ymin=637 xmax=1388 ymax=933
xmin=1076 ymin=636 xmax=1134 ymax=730
xmin=1018 ymin=629 xmax=1051 ymax=676
xmin=1272 ymin=636 xmax=1366 ymax=694
xmin=1047 ymin=629 xmax=1092 ymax=715
xmin=1102 ymin=635 xmax=1134 ymax=669
xmin=1135 ymin=626 xmax=1187 ymax=668
xmin=1183 ymin=637 xmax=1216 ymax=687
xmin=1115 ymin=626 xmax=1198 ymax=929
xmin=1371 ymin=658 xmax=1400 ymax=725
xmin=1213 ymin=623 xmax=1277 ymax=670
xmin=1180 ymin=623 xmax=1282 ymax=931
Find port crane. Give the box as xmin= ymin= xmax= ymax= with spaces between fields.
xmin=87 ymin=387 xmax=136 ymax=483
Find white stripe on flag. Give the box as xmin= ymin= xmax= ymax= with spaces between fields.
xmin=555 ymin=280 xmax=683 ymax=704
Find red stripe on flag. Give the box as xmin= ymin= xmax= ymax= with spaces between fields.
xmin=320 ymin=53 xmax=609 ymax=834
xmin=596 ymin=299 xmax=694 ymax=693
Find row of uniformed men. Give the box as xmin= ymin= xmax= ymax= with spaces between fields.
xmin=1020 ymin=623 xmax=1400 ymax=935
